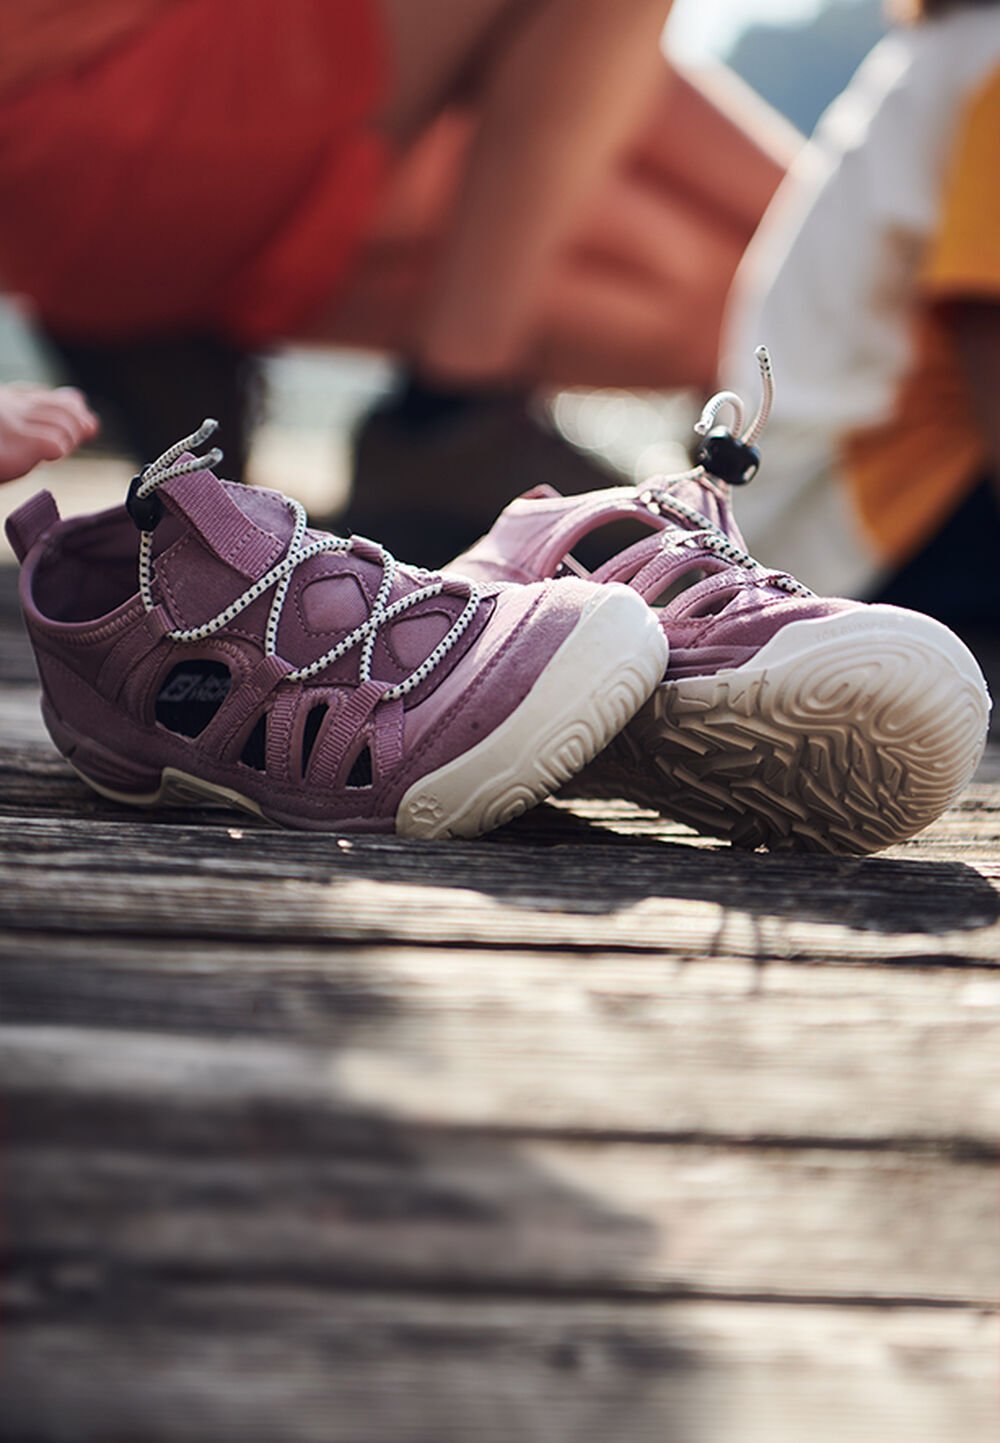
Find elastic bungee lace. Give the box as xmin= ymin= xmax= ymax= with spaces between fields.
xmin=636 ymin=346 xmax=812 ymax=599
xmin=133 ymin=420 xmax=482 ymax=699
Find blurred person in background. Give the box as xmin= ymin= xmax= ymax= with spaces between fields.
xmin=723 ymin=0 xmax=1000 ymax=661
xmin=0 ymin=0 xmax=796 ymax=563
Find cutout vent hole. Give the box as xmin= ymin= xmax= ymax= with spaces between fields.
xmin=686 ymin=588 xmax=739 ymax=619
xmin=346 ymin=743 xmax=373 ymax=789
xmin=650 ymin=568 xmax=708 ymax=610
xmin=240 ymin=714 xmax=268 ymax=771
xmin=301 ymin=702 xmax=329 ymax=777
xmin=155 ymin=660 xmax=231 ymax=738
xmin=569 ymin=518 xmax=658 ymax=575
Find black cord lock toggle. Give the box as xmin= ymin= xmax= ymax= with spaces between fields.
xmin=126 ymin=469 xmax=164 ymax=532
xmin=695 ymin=429 xmax=760 ymax=487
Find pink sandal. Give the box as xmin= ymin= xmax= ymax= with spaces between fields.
xmin=7 ymin=421 xmax=666 ymax=836
xmin=451 ymin=351 xmax=990 ymax=853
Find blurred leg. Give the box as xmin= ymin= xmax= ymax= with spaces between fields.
xmin=316 ymin=54 xmax=795 ymax=389
xmin=375 ymin=0 xmax=674 ymax=382
xmin=624 ymin=62 xmax=800 ymax=238
xmin=321 ymin=0 xmax=797 ymax=564
xmin=376 ymin=0 xmax=531 ymax=142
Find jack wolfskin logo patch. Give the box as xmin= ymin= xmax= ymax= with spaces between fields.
xmin=158 ymin=672 xmax=232 ymax=705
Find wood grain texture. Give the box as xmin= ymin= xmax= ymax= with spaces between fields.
xmin=9 ymin=1121 xmax=998 ymax=1304
xmin=1 ymin=799 xmax=998 ymax=958
xmin=2 ymin=544 xmax=998 ymax=1443
xmin=2 ymin=943 xmax=1000 ymax=1147
xmin=2 ymin=1287 xmax=996 ymax=1443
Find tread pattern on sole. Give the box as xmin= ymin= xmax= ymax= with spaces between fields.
xmin=570 ymin=624 xmax=990 ymax=855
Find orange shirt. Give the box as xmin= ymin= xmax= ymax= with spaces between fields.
xmin=0 ymin=0 xmax=171 ymax=99
xmin=842 ymin=64 xmax=1000 ymax=565
xmin=0 ymin=0 xmax=390 ymax=344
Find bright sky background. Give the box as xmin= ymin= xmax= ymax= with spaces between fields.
xmin=667 ymin=0 xmax=826 ymax=60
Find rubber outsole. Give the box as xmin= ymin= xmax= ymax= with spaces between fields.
xmin=57 ymin=586 xmax=667 ymax=839
xmin=571 ymin=606 xmax=991 ymax=855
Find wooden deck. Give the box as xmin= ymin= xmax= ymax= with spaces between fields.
xmin=1 ymin=558 xmax=998 ymax=1443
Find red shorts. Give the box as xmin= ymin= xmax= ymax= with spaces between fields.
xmin=0 ymin=0 xmax=391 ymax=344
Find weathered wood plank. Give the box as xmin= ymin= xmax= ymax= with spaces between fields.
xmin=4 ymin=436 xmax=999 ymax=1443
xmin=3 ymin=944 xmax=1000 ymax=1146
xmin=10 ymin=1135 xmax=997 ymax=1304
xmin=1 ymin=811 xmax=996 ymax=959
xmin=2 ymin=1286 xmax=995 ymax=1443
xmin=4 ymin=1022 xmax=999 ymax=1303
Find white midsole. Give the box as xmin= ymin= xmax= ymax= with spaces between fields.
xmin=396 ymin=585 xmax=667 ymax=839
xmin=67 ymin=761 xmax=269 ymax=818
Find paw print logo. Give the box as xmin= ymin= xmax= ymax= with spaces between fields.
xmin=409 ymin=794 xmax=444 ymax=823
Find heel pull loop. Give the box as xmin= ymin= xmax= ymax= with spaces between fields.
xmin=5 ymin=490 xmax=59 ymax=563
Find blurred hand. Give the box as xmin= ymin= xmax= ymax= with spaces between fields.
xmin=0 ymin=382 xmax=99 ymax=483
